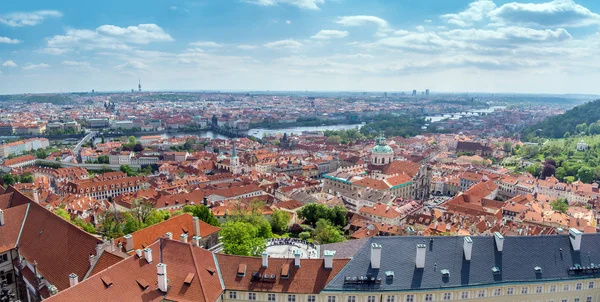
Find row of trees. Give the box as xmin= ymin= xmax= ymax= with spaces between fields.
xmin=2 ymin=173 xmax=33 ymax=187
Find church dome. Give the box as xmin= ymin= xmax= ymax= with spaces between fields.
xmin=372 ymin=144 xmax=393 ymax=154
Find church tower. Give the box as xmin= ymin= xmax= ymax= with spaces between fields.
xmin=371 ymin=134 xmax=393 ymax=166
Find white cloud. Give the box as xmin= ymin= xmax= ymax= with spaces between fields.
xmin=286 ymin=20 xmax=292 ymax=24
xmin=264 ymin=39 xmax=303 ymax=49
xmin=237 ymin=44 xmax=258 ymax=50
xmin=0 ymin=37 xmax=22 ymax=44
xmin=489 ymin=0 xmax=600 ymax=27
xmin=170 ymin=6 xmax=178 ymax=10
xmin=116 ymin=61 xmax=147 ymax=70
xmin=244 ymin=0 xmax=325 ymax=10
xmin=311 ymin=30 xmax=349 ymax=40
xmin=336 ymin=15 xmax=389 ymax=28
xmin=190 ymin=41 xmax=223 ymax=47
xmin=441 ymin=27 xmax=572 ymax=45
xmin=23 ymin=63 xmax=50 ymax=70
xmin=393 ymin=30 xmax=410 ymax=36
xmin=0 ymin=10 xmax=62 ymax=27
xmin=424 ymin=19 xmax=432 ymax=23
xmin=40 ymin=47 xmax=70 ymax=55
xmin=2 ymin=61 xmax=17 ymax=67
xmin=415 ymin=25 xmax=425 ymax=32
xmin=441 ymin=0 xmax=496 ymax=27
xmin=46 ymin=24 xmax=173 ymax=54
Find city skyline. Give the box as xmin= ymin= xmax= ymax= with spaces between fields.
xmin=2 ymin=0 xmax=600 ymax=94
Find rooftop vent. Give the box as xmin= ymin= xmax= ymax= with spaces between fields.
xmin=101 ymin=276 xmax=113 ymax=288
xmin=237 ymin=264 xmax=247 ymax=277
xmin=492 ymin=267 xmax=500 ymax=274
xmin=569 ymin=228 xmax=582 ymax=251
xmin=494 ymin=232 xmax=504 ymax=252
xmin=184 ymin=273 xmax=195 ymax=285
xmin=136 ymin=278 xmax=149 ymax=290
xmin=385 ymin=271 xmax=394 ymax=279
xmin=281 ymin=264 xmax=290 ymax=279
xmin=534 ymin=266 xmax=542 ymax=273
xmin=441 ymin=269 xmax=450 ymax=277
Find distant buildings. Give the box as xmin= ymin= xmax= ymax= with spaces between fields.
xmin=0 ymin=137 xmax=49 ymax=158
xmin=412 ymin=89 xmax=417 ymax=96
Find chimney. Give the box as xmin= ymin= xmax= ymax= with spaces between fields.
xmin=165 ymin=232 xmax=173 ymax=240
xmin=180 ymin=233 xmax=188 ymax=243
xmin=135 ymin=249 xmax=143 ymax=258
xmin=193 ymin=217 xmax=201 ymax=237
xmin=494 ymin=232 xmax=504 ymax=252
xmin=143 ymin=248 xmax=153 ymax=263
xmin=192 ymin=235 xmax=201 ymax=247
xmin=569 ymin=228 xmax=582 ymax=251
xmin=96 ymin=243 xmax=103 ymax=256
xmin=463 ymin=237 xmax=473 ymax=261
xmin=324 ymin=250 xmax=335 ymax=269
xmin=294 ymin=249 xmax=301 ymax=267
xmin=157 ymin=263 xmax=168 ymax=292
xmin=370 ymin=243 xmax=382 ymax=269
xmin=416 ymin=244 xmax=426 ymax=268
xmin=262 ymin=251 xmax=269 ymax=268
xmin=124 ymin=234 xmax=134 ymax=252
xmin=0 ymin=209 xmax=4 ymax=226
xmin=69 ymin=273 xmax=79 ymax=287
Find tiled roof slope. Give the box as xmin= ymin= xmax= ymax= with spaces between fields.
xmin=17 ymin=198 xmax=103 ymax=290
xmin=324 ymin=234 xmax=600 ymax=292
xmin=0 ymin=203 xmax=28 ymax=253
xmin=216 ymin=254 xmax=349 ymax=294
xmin=46 ymin=239 xmax=223 ymax=302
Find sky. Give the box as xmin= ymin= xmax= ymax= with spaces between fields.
xmin=2 ymin=0 xmax=600 ymax=94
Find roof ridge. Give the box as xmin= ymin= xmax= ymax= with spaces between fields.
xmin=189 ymin=243 xmax=209 ymax=302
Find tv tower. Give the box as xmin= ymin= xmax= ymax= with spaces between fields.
xmin=138 ymin=78 xmax=142 ymax=92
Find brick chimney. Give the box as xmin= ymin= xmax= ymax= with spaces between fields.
xmin=193 ymin=216 xmax=201 ymax=237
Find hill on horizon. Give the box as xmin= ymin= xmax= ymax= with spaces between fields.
xmin=524 ymin=99 xmax=600 ymax=139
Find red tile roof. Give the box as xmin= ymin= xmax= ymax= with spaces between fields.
xmin=0 ymin=203 xmax=28 ymax=253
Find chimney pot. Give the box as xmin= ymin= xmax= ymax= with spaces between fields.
xmin=144 ymin=248 xmax=153 ymax=263
xmin=569 ymin=228 xmax=582 ymax=251
xmin=180 ymin=233 xmax=188 ymax=243
xmin=192 ymin=235 xmax=202 ymax=247
xmin=463 ymin=237 xmax=473 ymax=261
xmin=294 ymin=249 xmax=301 ymax=267
xmin=165 ymin=232 xmax=173 ymax=240
xmin=0 ymin=209 xmax=5 ymax=226
xmin=124 ymin=234 xmax=134 ymax=252
xmin=324 ymin=250 xmax=335 ymax=269
xmin=416 ymin=244 xmax=426 ymax=268
xmin=494 ymin=232 xmax=504 ymax=252
xmin=135 ymin=249 xmax=143 ymax=258
xmin=157 ymin=263 xmax=168 ymax=292
xmin=193 ymin=217 xmax=201 ymax=237
xmin=69 ymin=273 xmax=79 ymax=287
xmin=370 ymin=243 xmax=382 ymax=269
xmin=262 ymin=251 xmax=269 ymax=268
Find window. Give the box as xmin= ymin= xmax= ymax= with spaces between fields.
xmin=347 ymin=296 xmax=355 ymax=302
xmin=0 ymin=254 xmax=8 ymax=263
xmin=586 ymin=297 xmax=592 ymax=302
xmin=461 ymin=292 xmax=469 ymax=299
xmin=577 ymin=283 xmax=583 ymax=290
xmin=328 ymin=296 xmax=336 ymax=302
xmin=268 ymin=294 xmax=276 ymax=302
xmin=562 ymin=299 xmax=568 ymax=302
xmin=386 ymin=296 xmax=395 ymax=302
xmin=588 ymin=282 xmax=594 ymax=289
xmin=477 ymin=290 xmax=485 ymax=298
xmin=575 ymin=298 xmax=580 ymax=302
xmin=0 ymin=270 xmax=14 ymax=285
xmin=536 ymin=286 xmax=543 ymax=294
xmin=550 ymin=285 xmax=557 ymax=293
xmin=443 ymin=293 xmax=451 ymax=301
xmin=288 ymin=295 xmax=296 ymax=302
xmin=367 ymin=297 xmax=376 ymax=302
xmin=405 ymin=295 xmax=414 ymax=302
xmin=308 ymin=296 xmax=316 ymax=302
xmin=522 ymin=287 xmax=529 ymax=294
xmin=507 ymin=288 xmax=514 ymax=295
xmin=229 ymin=292 xmax=237 ymax=299
xmin=249 ymin=293 xmax=256 ymax=301
xmin=424 ymin=294 xmax=433 ymax=302
xmin=564 ymin=284 xmax=570 ymax=292
xmin=493 ymin=288 xmax=501 ymax=296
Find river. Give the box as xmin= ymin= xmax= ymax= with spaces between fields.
xmin=425 ymin=106 xmax=506 ymax=122
xmin=93 ymin=123 xmax=365 ymax=143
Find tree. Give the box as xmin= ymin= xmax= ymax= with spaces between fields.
xmin=19 ymin=173 xmax=34 ymax=183
xmin=2 ymin=174 xmax=15 ymax=187
xmin=545 ymin=158 xmax=557 ymax=167
xmin=130 ymin=198 xmax=155 ymax=227
xmin=298 ymin=231 xmax=311 ymax=240
xmin=327 ymin=135 xmax=342 ymax=145
xmin=575 ymin=123 xmax=588 ymax=134
xmin=270 ymin=209 xmax=290 ymax=233
xmin=502 ymin=142 xmax=512 ymax=153
xmin=550 ymin=199 xmax=569 ymax=213
xmin=329 ymin=205 xmax=347 ymax=227
xmin=556 ymin=167 xmax=567 ymax=180
xmin=120 ymin=164 xmax=137 ymax=176
xmin=97 ymin=210 xmax=124 ymax=239
xmin=54 ymin=208 xmax=71 ymax=221
xmin=541 ymin=164 xmax=556 ymax=179
xmin=577 ymin=166 xmax=594 ymax=183
xmin=525 ymin=164 xmax=541 ymax=178
xmin=133 ymin=143 xmax=144 ymax=152
xmin=98 ymin=155 xmax=109 ymax=164
xmin=313 ymin=219 xmax=345 ymax=244
xmin=73 ymin=217 xmax=96 ymax=233
xmin=101 ymin=135 xmax=106 ymax=144
xmin=35 ymin=148 xmax=49 ymax=159
xmin=183 ymin=204 xmax=220 ymax=226
xmin=220 ymin=221 xmax=266 ymax=256
xmin=128 ymin=136 xmax=136 ymax=145
xmin=298 ymin=203 xmax=330 ymax=226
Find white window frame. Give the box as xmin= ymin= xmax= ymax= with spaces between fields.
xmin=386 ymin=296 xmax=395 ymax=302
xmin=424 ymin=294 xmax=433 ymax=302
xmin=461 ymin=292 xmax=469 ymax=299
xmin=550 ymin=285 xmax=557 ymax=293
xmin=536 ymin=286 xmax=543 ymax=294
xmin=308 ymin=295 xmax=316 ymax=302
xmin=507 ymin=288 xmax=514 ymax=295
xmin=268 ymin=294 xmax=276 ymax=302
xmin=328 ymin=296 xmax=337 ymax=302
xmin=443 ymin=293 xmax=451 ymax=301
xmin=288 ymin=295 xmax=296 ymax=302
xmin=522 ymin=287 xmax=529 ymax=295
xmin=405 ymin=295 xmax=414 ymax=302
xmin=576 ymin=283 xmax=583 ymax=290
xmin=347 ymin=296 xmax=355 ymax=302
xmin=248 ymin=293 xmax=256 ymax=301
xmin=367 ymin=296 xmax=376 ymax=302
xmin=588 ymin=282 xmax=594 ymax=289
xmin=477 ymin=290 xmax=485 ymax=298
xmin=493 ymin=288 xmax=501 ymax=296
xmin=229 ymin=292 xmax=237 ymax=300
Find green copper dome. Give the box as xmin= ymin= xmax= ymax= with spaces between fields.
xmin=372 ymin=144 xmax=393 ymax=154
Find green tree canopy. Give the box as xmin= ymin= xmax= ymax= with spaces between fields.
xmin=577 ymin=166 xmax=595 ymax=183
xmin=183 ymin=204 xmax=220 ymax=226
xmin=550 ymin=199 xmax=569 ymax=213
xmin=313 ymin=219 xmax=345 ymax=244
xmin=220 ymin=221 xmax=267 ymax=256
xmin=54 ymin=208 xmax=71 ymax=221
xmin=270 ymin=209 xmax=290 ymax=233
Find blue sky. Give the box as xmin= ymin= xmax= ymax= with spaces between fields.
xmin=2 ymin=0 xmax=600 ymax=94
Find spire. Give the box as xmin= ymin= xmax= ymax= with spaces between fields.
xmin=232 ymin=141 xmax=237 ymax=158
xmin=138 ymin=78 xmax=142 ymax=92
